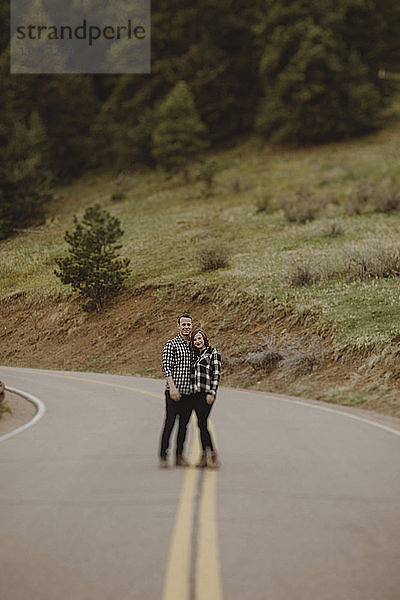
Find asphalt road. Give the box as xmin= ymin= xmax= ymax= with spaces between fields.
xmin=1 ymin=366 xmax=399 ymax=600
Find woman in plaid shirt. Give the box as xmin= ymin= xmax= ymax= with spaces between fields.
xmin=192 ymin=329 xmax=222 ymax=468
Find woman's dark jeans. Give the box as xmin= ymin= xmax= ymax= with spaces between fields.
xmin=193 ymin=391 xmax=215 ymax=452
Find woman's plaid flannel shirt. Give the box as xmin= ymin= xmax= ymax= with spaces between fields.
xmin=193 ymin=346 xmax=222 ymax=397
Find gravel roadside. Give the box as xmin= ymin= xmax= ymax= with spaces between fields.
xmin=0 ymin=390 xmax=37 ymax=438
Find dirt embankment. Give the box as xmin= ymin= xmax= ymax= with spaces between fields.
xmin=0 ymin=285 xmax=399 ymax=417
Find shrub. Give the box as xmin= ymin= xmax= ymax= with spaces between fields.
xmin=197 ymin=160 xmax=220 ymax=197
xmin=346 ymin=180 xmax=400 ymax=216
xmin=254 ymin=193 xmax=272 ymax=214
xmin=244 ymin=336 xmax=283 ymax=373
xmin=197 ymin=241 xmax=231 ymax=272
xmin=345 ymin=182 xmax=371 ymax=216
xmin=321 ymin=218 xmax=345 ymax=237
xmin=231 ymin=178 xmax=251 ymax=194
xmin=54 ymin=204 xmax=131 ymax=311
xmin=111 ymin=173 xmax=129 ymax=202
xmin=287 ymin=261 xmax=316 ymax=286
xmin=281 ymin=187 xmax=319 ymax=223
xmin=371 ymin=180 xmax=400 ymax=214
xmin=236 ymin=334 xmax=325 ymax=381
xmin=279 ymin=336 xmax=325 ymax=381
xmin=346 ymin=246 xmax=400 ymax=280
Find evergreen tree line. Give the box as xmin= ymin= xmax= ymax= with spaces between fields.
xmin=1 ymin=0 xmax=400 ymax=237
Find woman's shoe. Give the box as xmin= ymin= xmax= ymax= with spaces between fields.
xmin=207 ymin=450 xmax=220 ymax=469
xmin=175 ymin=454 xmax=190 ymax=467
xmin=196 ymin=452 xmax=207 ymax=468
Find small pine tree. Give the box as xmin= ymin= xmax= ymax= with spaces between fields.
xmin=197 ymin=159 xmax=220 ymax=197
xmin=54 ymin=204 xmax=131 ymax=312
xmin=152 ymin=80 xmax=210 ymax=179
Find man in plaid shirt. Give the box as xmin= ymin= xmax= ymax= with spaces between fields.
xmin=159 ymin=314 xmax=194 ymax=467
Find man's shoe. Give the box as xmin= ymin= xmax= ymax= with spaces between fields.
xmin=207 ymin=450 xmax=220 ymax=469
xmin=195 ymin=452 xmax=207 ymax=468
xmin=159 ymin=457 xmax=169 ymax=468
xmin=175 ymin=454 xmax=190 ymax=467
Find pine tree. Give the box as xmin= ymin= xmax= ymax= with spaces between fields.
xmin=0 ymin=110 xmax=53 ymax=238
xmin=35 ymin=75 xmax=100 ymax=179
xmin=0 ymin=50 xmax=52 ymax=239
xmin=0 ymin=0 xmax=9 ymax=54
xmin=152 ymin=0 xmax=262 ymax=141
xmin=255 ymin=0 xmax=383 ymax=144
xmin=54 ymin=204 xmax=131 ymax=312
xmin=89 ymin=0 xmax=262 ymax=170
xmin=151 ymin=80 xmax=209 ymax=177
xmin=89 ymin=75 xmax=156 ymax=169
xmin=340 ymin=0 xmax=400 ymax=90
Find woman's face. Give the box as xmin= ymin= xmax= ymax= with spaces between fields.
xmin=193 ymin=332 xmax=206 ymax=351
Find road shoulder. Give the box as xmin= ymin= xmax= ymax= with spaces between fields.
xmin=0 ymin=390 xmax=37 ymax=437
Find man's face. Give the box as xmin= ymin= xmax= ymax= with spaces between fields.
xmin=178 ymin=317 xmax=192 ymax=338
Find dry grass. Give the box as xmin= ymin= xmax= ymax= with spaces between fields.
xmin=0 ymin=380 xmax=10 ymax=420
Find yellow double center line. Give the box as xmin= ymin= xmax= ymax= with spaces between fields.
xmin=4 ymin=368 xmax=223 ymax=600
xmin=163 ymin=419 xmax=223 ymax=600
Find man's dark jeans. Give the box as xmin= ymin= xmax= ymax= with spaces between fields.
xmin=159 ymin=390 xmax=193 ymax=458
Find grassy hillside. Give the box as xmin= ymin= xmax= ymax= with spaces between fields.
xmin=1 ymin=113 xmax=400 ymax=415
xmin=2 ymin=123 xmax=400 ymax=344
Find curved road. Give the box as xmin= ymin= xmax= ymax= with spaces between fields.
xmin=1 ymin=366 xmax=399 ymax=600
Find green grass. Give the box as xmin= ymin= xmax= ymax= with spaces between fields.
xmin=2 ymin=119 xmax=400 ymax=352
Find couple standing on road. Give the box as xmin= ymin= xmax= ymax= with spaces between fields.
xmin=159 ymin=313 xmax=222 ymax=469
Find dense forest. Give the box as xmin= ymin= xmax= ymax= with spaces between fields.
xmin=1 ymin=0 xmax=400 ymax=237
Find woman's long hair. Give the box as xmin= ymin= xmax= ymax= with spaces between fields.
xmin=191 ymin=329 xmax=209 ymax=352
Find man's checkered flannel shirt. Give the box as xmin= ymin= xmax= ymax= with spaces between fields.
xmin=193 ymin=346 xmax=221 ymax=397
xmin=162 ymin=334 xmax=193 ymax=395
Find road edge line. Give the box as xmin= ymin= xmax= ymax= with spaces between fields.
xmin=238 ymin=389 xmax=400 ymax=438
xmin=272 ymin=395 xmax=400 ymax=438
xmin=0 ymin=386 xmax=46 ymax=443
